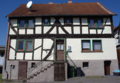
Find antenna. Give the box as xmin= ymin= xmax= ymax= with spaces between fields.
xmin=26 ymin=1 xmax=33 ymax=12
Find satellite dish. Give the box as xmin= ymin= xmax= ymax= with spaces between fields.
xmin=26 ymin=1 xmax=33 ymax=9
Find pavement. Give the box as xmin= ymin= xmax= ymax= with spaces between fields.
xmin=2 ymin=76 xmax=120 ymax=83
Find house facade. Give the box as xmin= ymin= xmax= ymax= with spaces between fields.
xmin=2 ymin=1 xmax=119 ymax=82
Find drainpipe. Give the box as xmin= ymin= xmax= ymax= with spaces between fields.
xmin=3 ymin=17 xmax=10 ymax=79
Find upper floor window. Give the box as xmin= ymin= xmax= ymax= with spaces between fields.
xmin=65 ymin=18 xmax=72 ymax=24
xmin=28 ymin=20 xmax=33 ymax=28
xmin=26 ymin=41 xmax=33 ymax=51
xmin=97 ymin=19 xmax=102 ymax=28
xmin=20 ymin=20 xmax=25 ymax=28
xmin=82 ymin=40 xmax=90 ymax=51
xmin=17 ymin=40 xmax=34 ymax=51
xmin=90 ymin=19 xmax=95 ymax=28
xmin=93 ymin=40 xmax=102 ymax=51
xmin=17 ymin=41 xmax=24 ymax=51
xmin=43 ymin=18 xmax=49 ymax=25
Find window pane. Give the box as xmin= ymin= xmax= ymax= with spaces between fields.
xmin=45 ymin=19 xmax=48 ymax=24
xmin=18 ymin=41 xmax=23 ymax=50
xmin=93 ymin=41 xmax=101 ymax=50
xmin=57 ymin=44 xmax=60 ymax=50
xmin=98 ymin=20 xmax=102 ymax=27
xmin=20 ymin=20 xmax=25 ymax=27
xmin=67 ymin=20 xmax=70 ymax=23
xmin=61 ymin=44 xmax=64 ymax=50
xmin=26 ymin=41 xmax=32 ymax=50
xmin=82 ymin=41 xmax=90 ymax=49
xmin=90 ymin=19 xmax=94 ymax=27
xmin=28 ymin=20 xmax=33 ymax=27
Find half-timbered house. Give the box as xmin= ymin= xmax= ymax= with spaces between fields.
xmin=2 ymin=1 xmax=119 ymax=82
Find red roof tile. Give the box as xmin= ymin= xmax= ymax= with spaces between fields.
xmin=7 ymin=2 xmax=116 ymax=17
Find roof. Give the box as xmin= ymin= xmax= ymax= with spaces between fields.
xmin=7 ymin=2 xmax=116 ymax=17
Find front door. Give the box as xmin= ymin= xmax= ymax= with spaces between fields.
xmin=104 ymin=61 xmax=111 ymax=75
xmin=56 ymin=40 xmax=64 ymax=61
xmin=18 ymin=61 xmax=28 ymax=80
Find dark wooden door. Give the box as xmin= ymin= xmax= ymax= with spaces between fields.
xmin=104 ymin=61 xmax=111 ymax=75
xmin=56 ymin=40 xmax=64 ymax=61
xmin=54 ymin=63 xmax=65 ymax=81
xmin=18 ymin=61 xmax=28 ymax=80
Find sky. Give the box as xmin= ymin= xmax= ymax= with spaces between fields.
xmin=0 ymin=0 xmax=119 ymax=45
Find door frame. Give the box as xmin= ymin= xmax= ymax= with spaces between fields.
xmin=54 ymin=38 xmax=66 ymax=61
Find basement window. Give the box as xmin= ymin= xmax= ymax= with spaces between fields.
xmin=31 ymin=63 xmax=36 ymax=68
xmin=83 ymin=62 xmax=89 ymax=68
xmin=13 ymin=65 xmax=15 ymax=69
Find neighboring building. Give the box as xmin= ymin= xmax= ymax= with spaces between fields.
xmin=2 ymin=1 xmax=119 ymax=82
xmin=114 ymin=23 xmax=120 ymax=69
xmin=0 ymin=46 xmax=5 ymax=74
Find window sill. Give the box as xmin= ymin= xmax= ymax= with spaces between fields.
xmin=81 ymin=51 xmax=103 ymax=53
xmin=89 ymin=28 xmax=104 ymax=29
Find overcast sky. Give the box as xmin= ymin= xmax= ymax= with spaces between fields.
xmin=0 ymin=0 xmax=119 ymax=45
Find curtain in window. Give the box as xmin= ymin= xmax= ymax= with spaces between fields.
xmin=93 ymin=42 xmax=101 ymax=50
xmin=82 ymin=41 xmax=90 ymax=49
xmin=27 ymin=42 xmax=32 ymax=50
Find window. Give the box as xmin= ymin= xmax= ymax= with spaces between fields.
xmin=44 ymin=18 xmax=49 ymax=25
xmin=57 ymin=44 xmax=64 ymax=50
xmin=26 ymin=41 xmax=33 ymax=51
xmin=97 ymin=19 xmax=102 ymax=28
xmin=83 ymin=62 xmax=89 ymax=68
xmin=20 ymin=20 xmax=25 ymax=28
xmin=90 ymin=19 xmax=95 ymax=28
xmin=82 ymin=40 xmax=90 ymax=51
xmin=13 ymin=65 xmax=15 ymax=69
xmin=28 ymin=20 xmax=33 ymax=28
xmin=0 ymin=52 xmax=4 ymax=57
xmin=17 ymin=41 xmax=24 ymax=51
xmin=17 ymin=40 xmax=34 ymax=51
xmin=65 ymin=18 xmax=72 ymax=24
xmin=31 ymin=63 xmax=36 ymax=68
xmin=93 ymin=40 xmax=101 ymax=51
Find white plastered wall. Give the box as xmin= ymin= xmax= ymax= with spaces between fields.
xmin=35 ymin=26 xmax=42 ymax=34
xmin=73 ymin=26 xmax=80 ymax=34
xmin=47 ymin=49 xmax=54 ymax=60
xmin=9 ymin=27 xmax=16 ymax=35
xmin=9 ymin=39 xmax=16 ymax=59
xmin=19 ymin=29 xmax=25 ymax=34
xmin=16 ymin=53 xmax=24 ymax=60
xmin=82 ymin=26 xmax=88 ymax=34
xmin=42 ymin=39 xmax=53 ymax=59
xmin=103 ymin=18 xmax=111 ymax=25
xmin=34 ymin=39 xmax=42 ymax=60
xmin=27 ymin=29 xmax=33 ymax=34
xmin=51 ymin=17 xmax=55 ymax=25
xmin=97 ymin=29 xmax=102 ymax=34
xmin=44 ymin=26 xmax=51 ymax=34
xmin=73 ymin=17 xmax=80 ymax=25
xmin=67 ymin=38 xmax=117 ymax=60
xmin=50 ymin=26 xmax=57 ymax=34
xmin=59 ymin=17 xmax=64 ymax=25
xmin=59 ymin=27 xmax=65 ymax=34
xmin=64 ymin=27 xmax=72 ymax=34
xmin=25 ymin=53 xmax=32 ymax=60
xmin=90 ymin=29 xmax=96 ymax=34
xmin=103 ymin=26 xmax=112 ymax=34
xmin=9 ymin=48 xmax=15 ymax=59
xmin=9 ymin=19 xmax=17 ymax=35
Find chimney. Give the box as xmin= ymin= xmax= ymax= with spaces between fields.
xmin=68 ymin=0 xmax=72 ymax=3
xmin=49 ymin=2 xmax=53 ymax=4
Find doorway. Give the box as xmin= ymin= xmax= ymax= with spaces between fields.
xmin=104 ymin=61 xmax=111 ymax=75
xmin=56 ymin=40 xmax=64 ymax=61
xmin=18 ymin=61 xmax=28 ymax=80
